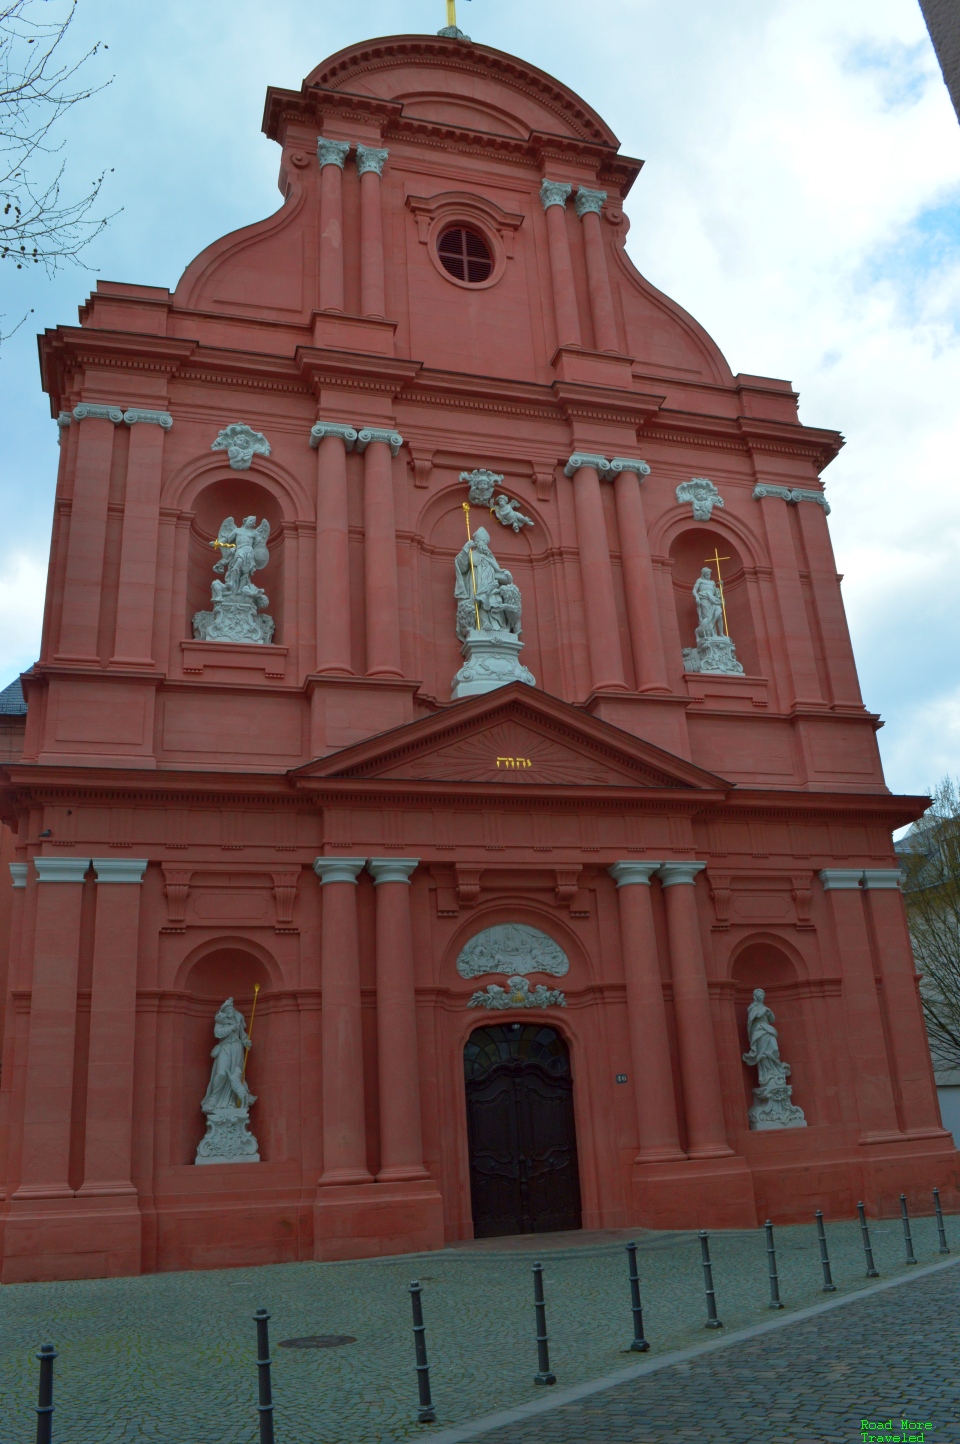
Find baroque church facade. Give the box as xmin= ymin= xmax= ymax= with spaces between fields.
xmin=0 ymin=30 xmax=955 ymax=1282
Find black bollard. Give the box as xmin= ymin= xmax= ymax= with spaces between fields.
xmin=409 ymin=1281 xmax=436 ymax=1423
xmin=532 ymin=1262 xmax=556 ymax=1384
xmin=815 ymin=1211 xmax=836 ymax=1292
xmin=624 ymin=1241 xmax=650 ymax=1351
xmin=933 ymin=1188 xmax=950 ymax=1255
xmin=856 ymin=1201 xmax=879 ymax=1277
xmin=35 ymin=1343 xmax=56 ymax=1444
xmin=899 ymin=1193 xmax=918 ymax=1265
xmin=764 ymin=1220 xmax=783 ymax=1309
xmin=698 ymin=1231 xmax=723 ymax=1328
xmin=254 ymin=1309 xmax=275 ymax=1444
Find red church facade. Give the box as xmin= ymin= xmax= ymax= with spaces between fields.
xmin=0 ymin=31 xmax=955 ymax=1283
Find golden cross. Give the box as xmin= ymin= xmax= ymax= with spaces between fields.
xmin=705 ymin=548 xmax=731 ymax=637
xmin=462 ymin=502 xmax=482 ymax=630
xmin=446 ymin=0 xmax=457 ymax=25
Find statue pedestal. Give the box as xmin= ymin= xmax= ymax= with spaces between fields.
xmin=683 ymin=635 xmax=744 ymax=674
xmin=747 ymin=1084 xmax=807 ymax=1131
xmin=193 ymin=595 xmax=274 ymax=645
xmin=451 ymin=630 xmax=536 ymax=700
xmin=195 ymin=1106 xmax=261 ymax=1164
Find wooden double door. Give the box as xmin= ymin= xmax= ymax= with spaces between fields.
xmin=464 ymin=1023 xmax=582 ymax=1238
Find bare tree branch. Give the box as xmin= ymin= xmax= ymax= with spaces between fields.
xmin=0 ymin=0 xmax=115 ymax=280
xmin=902 ymin=776 xmax=960 ymax=1073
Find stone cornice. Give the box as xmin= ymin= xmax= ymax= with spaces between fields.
xmin=295 ymin=346 xmax=422 ymax=397
xmin=39 ymin=327 xmax=198 ymax=413
xmin=640 ymin=409 xmax=844 ymax=470
xmin=552 ymin=379 xmax=664 ymax=429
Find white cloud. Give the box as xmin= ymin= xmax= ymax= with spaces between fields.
xmin=0 ymin=552 xmax=47 ymax=680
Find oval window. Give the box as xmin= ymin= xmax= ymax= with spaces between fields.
xmin=437 ymin=225 xmax=494 ymax=284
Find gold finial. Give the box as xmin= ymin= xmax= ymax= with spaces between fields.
xmin=462 ymin=502 xmax=482 ymax=631
xmin=240 ymin=982 xmax=260 ymax=1084
xmin=446 ymin=0 xmax=457 ymax=26
xmin=705 ymin=548 xmax=731 ymax=636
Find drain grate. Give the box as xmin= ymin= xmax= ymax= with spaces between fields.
xmin=279 ymin=1335 xmax=356 ymax=1350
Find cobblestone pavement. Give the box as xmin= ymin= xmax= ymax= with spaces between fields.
xmin=0 ymin=1214 xmax=955 ymax=1443
xmin=451 ymin=1262 xmax=960 ymax=1444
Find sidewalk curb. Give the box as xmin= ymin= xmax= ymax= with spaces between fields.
xmin=413 ymin=1254 xmax=960 ymax=1444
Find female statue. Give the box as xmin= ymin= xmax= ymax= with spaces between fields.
xmin=201 ymin=997 xmax=256 ymax=1114
xmin=742 ymin=988 xmax=790 ymax=1089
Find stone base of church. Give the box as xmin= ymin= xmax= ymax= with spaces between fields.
xmin=313 ymin=1179 xmax=446 ymax=1261
xmin=1 ymin=1194 xmax=142 ymax=1283
xmin=630 ymin=1155 xmax=758 ymax=1231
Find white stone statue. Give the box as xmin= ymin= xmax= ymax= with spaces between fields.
xmin=195 ymin=997 xmax=261 ymax=1164
xmin=452 ymin=524 xmax=535 ymax=698
xmin=461 ymin=468 xmax=502 ymax=506
xmin=492 ymin=495 xmax=534 ymax=533
xmin=742 ymin=988 xmax=807 ymax=1131
xmin=192 ymin=515 xmax=275 ymax=645
xmin=682 ymin=567 xmax=744 ymax=675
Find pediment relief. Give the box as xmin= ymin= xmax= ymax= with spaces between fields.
xmin=371 ymin=721 xmax=648 ymax=785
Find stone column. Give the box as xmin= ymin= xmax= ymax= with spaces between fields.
xmin=564 ymin=453 xmax=626 ymax=691
xmin=111 ymin=411 xmax=173 ymax=667
xmin=609 ymin=458 xmax=669 ymax=693
xmin=318 ymin=139 xmax=350 ymax=314
xmin=356 ymin=145 xmax=388 ymax=321
xmin=310 ymin=421 xmax=358 ymax=675
xmin=56 ymin=405 xmax=123 ymax=661
xmin=539 ymin=180 xmax=582 ymax=350
xmin=820 ymin=869 xmax=903 ymax=1142
xmin=368 ymin=859 xmax=429 ymax=1181
xmin=14 ymin=858 xmax=89 ymax=1197
xmin=793 ymin=497 xmax=863 ymax=708
xmin=861 ymin=869 xmax=945 ymax=1136
xmin=753 ymin=489 xmax=823 ymax=705
xmin=356 ymin=428 xmax=404 ymax=678
xmin=657 ymin=862 xmax=732 ymax=1159
xmin=313 ymin=857 xmax=372 ymax=1185
xmin=78 ymin=859 xmax=148 ymax=1195
xmin=609 ymin=862 xmax=685 ymax=1161
xmin=574 ymin=186 xmax=619 ymax=353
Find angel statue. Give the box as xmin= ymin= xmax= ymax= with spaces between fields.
xmin=192 ymin=514 xmax=275 ymax=644
xmin=195 ymin=997 xmax=261 ymax=1164
xmin=742 ymin=988 xmax=806 ymax=1131
xmin=492 ymin=494 xmax=534 ymax=533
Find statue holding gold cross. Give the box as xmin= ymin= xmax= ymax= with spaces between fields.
xmin=683 ymin=555 xmax=744 ymax=675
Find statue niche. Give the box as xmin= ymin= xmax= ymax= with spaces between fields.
xmin=192 ymin=515 xmax=275 ymax=644
xmin=451 ymin=522 xmax=535 ymax=699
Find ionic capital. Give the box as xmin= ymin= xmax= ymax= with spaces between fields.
xmin=752 ymin=484 xmax=792 ymax=502
xmin=34 ymin=857 xmax=90 ymax=883
xmin=312 ymin=857 xmax=366 ymax=886
xmin=93 ymin=858 xmax=148 ymax=884
xmin=540 ymin=179 xmax=572 ymax=211
xmin=657 ymin=861 xmax=707 ymax=888
xmin=123 ymin=409 xmax=173 ymax=429
xmin=317 ymin=138 xmax=350 ymax=170
xmin=563 ymin=452 xmax=610 ymax=478
xmin=356 ymin=144 xmax=388 ymax=177
xmin=575 ymin=186 xmax=607 ymax=218
xmin=310 ymin=420 xmax=358 ymax=451
xmin=608 ymin=457 xmax=651 ymax=480
xmin=9 ymin=862 xmax=27 ymax=888
xmin=609 ymin=860 xmax=663 ymax=887
xmin=73 ymin=403 xmax=124 ymax=424
xmin=368 ymin=858 xmax=419 ymax=885
xmin=752 ymin=483 xmax=831 ymax=516
xmin=789 ymin=487 xmax=831 ymax=515
xmin=356 ymin=427 xmax=403 ymax=456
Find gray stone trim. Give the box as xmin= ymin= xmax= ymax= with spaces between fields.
xmin=677 ymin=477 xmax=723 ymax=520
xmin=211 ymin=423 xmax=271 ymax=471
xmin=356 ymin=144 xmax=388 ymax=177
xmin=312 ymin=857 xmax=366 ymax=885
xmin=310 ymin=420 xmax=358 ymax=451
xmin=575 ymin=185 xmax=607 ymax=217
xmin=34 ymin=857 xmax=89 ymax=883
xmin=9 ymin=862 xmax=27 ymax=888
xmin=819 ymin=868 xmax=865 ymax=890
xmin=437 ymin=24 xmax=471 ymax=38
xmin=368 ymin=858 xmax=419 ymax=885
xmin=72 ymin=404 xmax=124 ymax=423
xmin=123 ymin=409 xmax=173 ymax=430
xmin=540 ymin=179 xmax=572 ymax=211
xmin=563 ymin=452 xmax=610 ymax=478
xmin=609 ymin=861 xmax=663 ymax=887
xmin=92 ymin=858 xmax=148 ymax=884
xmin=753 ymin=483 xmax=831 ymax=516
xmin=356 ymin=427 xmax=403 ymax=456
xmin=57 ymin=411 xmax=71 ymax=428
xmin=317 ymin=138 xmax=350 ymax=170
xmin=657 ymin=861 xmax=707 ymax=888
xmin=861 ymin=869 xmax=904 ymax=891
xmin=608 ymin=457 xmax=651 ymax=479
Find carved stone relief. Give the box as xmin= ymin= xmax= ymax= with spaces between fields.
xmin=211 ymin=423 xmax=271 ymax=471
xmin=456 ymin=923 xmax=569 ymax=978
xmin=676 ymin=477 xmax=723 ymax=521
xmin=467 ymin=976 xmax=567 ymax=1010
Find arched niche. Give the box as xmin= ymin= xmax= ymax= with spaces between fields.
xmin=669 ymin=526 xmax=760 ymax=677
xmin=731 ymin=938 xmax=812 ymax=1124
xmin=185 ymin=475 xmax=286 ymax=644
xmin=177 ymin=942 xmax=284 ymax=1166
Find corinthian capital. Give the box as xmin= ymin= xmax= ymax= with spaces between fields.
xmin=574 ymin=186 xmax=607 ymax=218
xmin=317 ymin=138 xmax=350 ymax=170
xmin=540 ymin=179 xmax=572 ymax=211
xmin=356 ymin=144 xmax=388 ymax=177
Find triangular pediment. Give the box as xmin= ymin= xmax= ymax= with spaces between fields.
xmin=291 ymin=685 xmax=729 ymax=791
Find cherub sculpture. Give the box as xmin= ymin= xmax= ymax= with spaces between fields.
xmin=492 ymin=494 xmax=534 ymax=532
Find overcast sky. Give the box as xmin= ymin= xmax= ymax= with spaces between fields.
xmin=1 ymin=0 xmax=958 ymax=799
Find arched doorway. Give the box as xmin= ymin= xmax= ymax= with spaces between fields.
xmin=464 ymin=1023 xmax=582 ymax=1238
